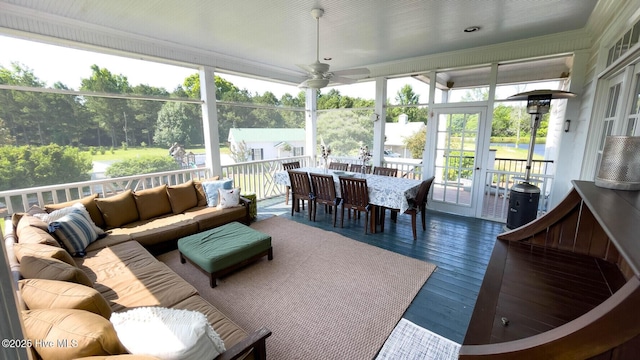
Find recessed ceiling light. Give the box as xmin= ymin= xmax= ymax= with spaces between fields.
xmin=464 ymin=26 xmax=480 ymax=33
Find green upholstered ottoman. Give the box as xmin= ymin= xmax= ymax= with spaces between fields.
xmin=178 ymin=222 xmax=273 ymax=287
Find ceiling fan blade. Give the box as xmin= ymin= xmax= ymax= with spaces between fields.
xmin=331 ymin=67 xmax=370 ymax=77
xmin=298 ymin=80 xmax=309 ymax=88
xmin=330 ymin=76 xmax=357 ymax=85
xmin=296 ymin=64 xmax=314 ymax=73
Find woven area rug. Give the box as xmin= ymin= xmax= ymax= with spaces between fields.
xmin=157 ymin=216 xmax=436 ymax=360
xmin=376 ymin=319 xmax=460 ymax=360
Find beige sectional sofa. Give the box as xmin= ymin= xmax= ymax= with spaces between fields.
xmin=3 ymin=179 xmax=270 ymax=360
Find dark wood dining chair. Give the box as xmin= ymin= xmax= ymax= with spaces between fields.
xmin=287 ymin=170 xmax=314 ymax=220
xmin=381 ymin=176 xmax=435 ymax=240
xmin=329 ymin=162 xmax=349 ymax=171
xmin=309 ymin=173 xmax=341 ymax=227
xmin=349 ymin=163 xmax=371 ymax=174
xmin=373 ymin=166 xmax=398 ymax=177
xmin=282 ymin=161 xmax=301 ymax=205
xmin=339 ymin=176 xmax=372 ymax=234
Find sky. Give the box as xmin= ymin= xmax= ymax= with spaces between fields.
xmin=0 ymin=35 xmax=425 ymax=102
xmin=0 ymin=34 xmax=553 ymax=103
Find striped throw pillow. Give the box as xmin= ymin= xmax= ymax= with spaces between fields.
xmin=49 ymin=209 xmax=101 ymax=257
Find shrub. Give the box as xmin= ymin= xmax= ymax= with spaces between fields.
xmin=99 ymin=146 xmax=106 ymax=155
xmin=121 ymin=141 xmax=128 ymax=151
xmin=105 ymin=155 xmax=180 ymax=178
xmin=0 ymin=145 xmax=92 ymax=191
xmin=89 ymin=146 xmax=97 ymax=155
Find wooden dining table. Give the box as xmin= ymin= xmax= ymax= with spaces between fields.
xmin=275 ymin=167 xmax=422 ymax=232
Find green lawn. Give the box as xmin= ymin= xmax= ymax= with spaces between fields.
xmin=492 ymin=145 xmax=542 ymax=160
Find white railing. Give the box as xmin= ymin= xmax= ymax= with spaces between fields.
xmin=0 ymin=168 xmax=212 ymax=215
xmin=221 ymin=155 xmax=312 ymax=200
xmin=1 ymin=155 xmax=552 ymax=223
xmin=480 ymin=170 xmax=554 ymax=222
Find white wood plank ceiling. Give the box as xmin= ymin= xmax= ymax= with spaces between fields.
xmin=0 ymin=0 xmax=599 ymax=85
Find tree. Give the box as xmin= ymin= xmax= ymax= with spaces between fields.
xmin=129 ymin=85 xmax=170 ymax=146
xmin=153 ymin=102 xmax=198 ymax=147
xmin=81 ymin=65 xmax=132 ymax=147
xmin=404 ymin=127 xmax=426 ymax=159
xmin=230 ymin=140 xmax=251 ymax=163
xmin=0 ymin=118 xmax=15 ymax=145
xmin=386 ymin=84 xmax=428 ymax=123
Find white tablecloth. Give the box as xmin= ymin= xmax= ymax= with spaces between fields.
xmin=276 ymin=167 xmax=422 ymax=213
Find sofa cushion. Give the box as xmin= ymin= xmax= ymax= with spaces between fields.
xmin=110 ymin=306 xmax=225 ymax=359
xmin=16 ymin=216 xmax=60 ymax=247
xmin=193 ymin=176 xmax=220 ymax=206
xmin=18 ymin=278 xmax=112 ymax=319
xmin=20 ymin=255 xmax=93 ymax=287
xmin=76 ymin=241 xmax=198 ymax=313
xmin=173 ymin=295 xmax=248 ymax=353
xmin=133 ymin=185 xmax=172 ymax=220
xmin=45 ymin=193 xmax=105 ymax=229
xmin=112 ymin=215 xmax=199 ymax=247
xmin=95 ymin=190 xmax=139 ymax=229
xmin=13 ymin=243 xmax=75 ymax=266
xmin=84 ymin=233 xmax=133 ymax=253
xmin=49 ymin=209 xmax=103 ymax=257
xmin=166 ymin=180 xmax=198 ymax=214
xmin=22 ymin=308 xmax=126 ymax=360
xmin=183 ymin=206 xmax=248 ymax=232
xmin=202 ymin=179 xmax=234 ymax=207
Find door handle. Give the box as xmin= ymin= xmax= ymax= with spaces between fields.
xmin=476 ymin=167 xmax=481 ymax=170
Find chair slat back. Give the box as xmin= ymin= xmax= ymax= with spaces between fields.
xmin=310 ymin=173 xmax=337 ymax=204
xmin=288 ymin=170 xmax=312 ymax=197
xmin=350 ymin=164 xmax=371 ymax=174
xmin=329 ymin=162 xmax=349 ymax=171
xmin=339 ymin=176 xmax=369 ymax=210
xmin=413 ymin=176 xmax=435 ymax=209
xmin=283 ymin=161 xmax=301 ymax=171
xmin=373 ymin=166 xmax=398 ymax=177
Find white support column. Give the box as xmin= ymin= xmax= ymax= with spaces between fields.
xmin=423 ymin=71 xmax=438 ymax=179
xmin=305 ymin=88 xmax=318 ymax=166
xmin=372 ymin=77 xmax=387 ymax=166
xmin=550 ymin=50 xmax=589 ymax=209
xmin=199 ymin=67 xmax=222 ymax=175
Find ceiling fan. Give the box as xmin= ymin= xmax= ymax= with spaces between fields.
xmin=297 ymin=8 xmax=370 ymax=89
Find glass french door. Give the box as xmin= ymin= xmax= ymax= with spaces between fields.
xmin=428 ymin=107 xmax=486 ymax=216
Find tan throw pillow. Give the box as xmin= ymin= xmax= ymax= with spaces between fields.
xmin=167 ymin=180 xmax=198 ymax=214
xmin=94 ymin=190 xmax=139 ymax=229
xmin=19 ymin=279 xmax=112 ymax=319
xmin=15 ymin=216 xmax=60 ymax=248
xmin=133 ymin=185 xmax=172 ymax=220
xmin=13 ymin=243 xmax=75 ymax=266
xmin=22 ymin=308 xmax=126 ymax=360
xmin=17 ymin=214 xmax=50 ymax=233
xmin=20 ymin=255 xmax=93 ymax=288
xmin=193 ymin=176 xmax=220 ymax=207
xmin=45 ymin=194 xmax=105 ymax=229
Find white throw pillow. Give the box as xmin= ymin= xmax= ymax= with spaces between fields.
xmin=110 ymin=307 xmax=225 ymax=360
xmin=201 ymin=179 xmax=234 ymax=207
xmin=217 ymin=187 xmax=241 ymax=209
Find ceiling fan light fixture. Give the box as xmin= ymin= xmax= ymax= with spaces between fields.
xmin=305 ymin=78 xmax=330 ymax=89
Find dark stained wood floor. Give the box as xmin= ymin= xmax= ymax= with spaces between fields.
xmin=257 ymin=196 xmax=505 ymax=344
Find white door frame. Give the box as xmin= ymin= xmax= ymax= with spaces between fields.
xmin=425 ymin=105 xmax=490 ymax=217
